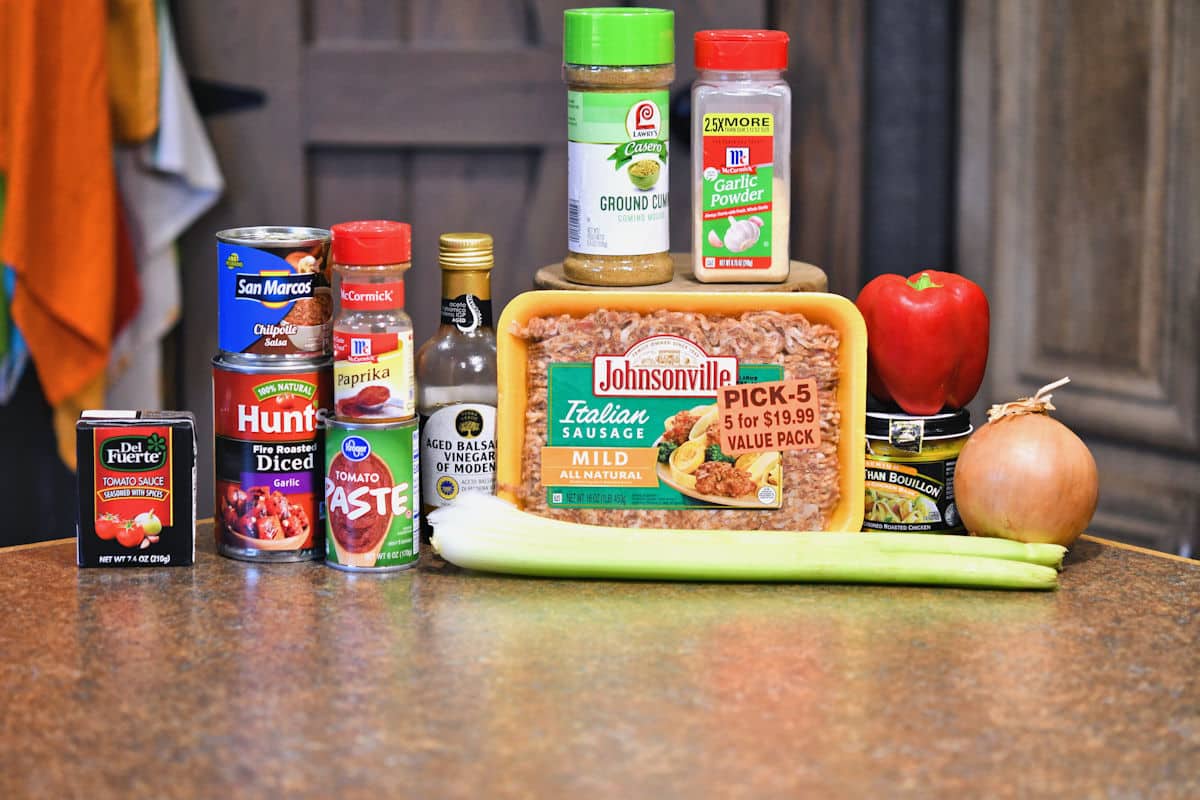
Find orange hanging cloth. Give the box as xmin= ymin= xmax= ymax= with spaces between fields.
xmin=0 ymin=0 xmax=136 ymax=466
xmin=108 ymin=0 xmax=160 ymax=144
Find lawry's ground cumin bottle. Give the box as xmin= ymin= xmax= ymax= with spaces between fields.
xmin=692 ymin=30 xmax=791 ymax=283
xmin=415 ymin=233 xmax=497 ymax=531
xmin=563 ymin=7 xmax=675 ymax=286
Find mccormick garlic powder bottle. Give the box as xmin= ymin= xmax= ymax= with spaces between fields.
xmin=415 ymin=233 xmax=498 ymax=525
xmin=691 ymin=30 xmax=792 ymax=283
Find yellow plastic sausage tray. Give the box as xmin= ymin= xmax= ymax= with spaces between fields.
xmin=495 ymin=291 xmax=867 ymax=532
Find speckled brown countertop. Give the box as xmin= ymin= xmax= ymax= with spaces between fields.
xmin=1 ymin=524 xmax=1197 ymax=799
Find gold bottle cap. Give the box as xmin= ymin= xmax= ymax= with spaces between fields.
xmin=438 ymin=232 xmax=494 ymax=270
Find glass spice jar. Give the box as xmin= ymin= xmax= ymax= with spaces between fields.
xmin=864 ymin=409 xmax=973 ymax=534
xmin=562 ymin=7 xmax=675 ymax=286
xmin=330 ymin=220 xmax=416 ymax=422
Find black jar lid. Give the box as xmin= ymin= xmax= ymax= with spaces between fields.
xmin=866 ymin=408 xmax=972 ymax=441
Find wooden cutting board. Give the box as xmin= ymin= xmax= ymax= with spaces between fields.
xmin=534 ymin=253 xmax=828 ymax=292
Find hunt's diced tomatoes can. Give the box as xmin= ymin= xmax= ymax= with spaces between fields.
xmin=216 ymin=226 xmax=332 ymax=359
xmin=212 ymin=355 xmax=331 ymax=562
xmin=76 ymin=411 xmax=197 ymax=567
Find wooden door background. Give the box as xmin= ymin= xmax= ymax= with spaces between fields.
xmin=959 ymin=0 xmax=1199 ymax=554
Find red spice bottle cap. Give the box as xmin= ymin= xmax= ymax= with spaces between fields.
xmin=694 ymin=30 xmax=789 ymax=71
xmin=331 ymin=220 xmax=412 ymax=265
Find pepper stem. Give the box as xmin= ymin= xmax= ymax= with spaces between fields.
xmin=906 ymin=272 xmax=942 ymax=291
xmin=986 ymin=376 xmax=1071 ymax=422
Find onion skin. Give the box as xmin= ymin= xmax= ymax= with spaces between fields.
xmin=955 ymin=413 xmax=1098 ymax=546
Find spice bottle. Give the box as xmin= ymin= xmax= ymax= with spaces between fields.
xmin=330 ymin=220 xmax=416 ymax=422
xmin=692 ymin=30 xmax=791 ymax=283
xmin=563 ymin=7 xmax=675 ymax=286
xmin=416 ymin=233 xmax=497 ymax=524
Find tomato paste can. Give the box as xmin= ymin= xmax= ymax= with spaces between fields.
xmin=213 ymin=354 xmax=331 ymax=562
xmin=324 ymin=418 xmax=420 ymax=572
xmin=216 ymin=226 xmax=332 ymax=359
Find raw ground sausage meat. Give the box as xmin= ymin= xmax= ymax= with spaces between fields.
xmin=514 ymin=308 xmax=841 ymax=531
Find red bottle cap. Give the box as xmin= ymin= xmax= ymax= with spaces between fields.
xmin=694 ymin=30 xmax=789 ymax=71
xmin=331 ymin=220 xmax=412 ymax=265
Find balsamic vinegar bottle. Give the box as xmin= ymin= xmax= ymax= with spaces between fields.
xmin=415 ymin=233 xmax=498 ymax=535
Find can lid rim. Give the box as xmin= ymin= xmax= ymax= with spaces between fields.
xmin=216 ymin=226 xmax=331 ymax=246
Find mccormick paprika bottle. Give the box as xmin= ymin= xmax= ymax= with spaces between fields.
xmin=330 ymin=221 xmax=416 ymax=422
xmin=415 ymin=233 xmax=497 ymax=528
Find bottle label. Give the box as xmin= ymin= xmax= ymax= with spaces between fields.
xmin=340 ymin=281 xmax=404 ymax=311
xmin=566 ymin=90 xmax=669 ymax=255
xmin=333 ymin=329 xmax=415 ymax=420
xmin=700 ymin=113 xmax=775 ymax=270
xmin=440 ymin=294 xmax=493 ymax=333
xmin=420 ymin=403 xmax=496 ymax=508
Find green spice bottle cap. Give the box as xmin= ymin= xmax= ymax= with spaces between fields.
xmin=563 ymin=8 xmax=674 ymax=67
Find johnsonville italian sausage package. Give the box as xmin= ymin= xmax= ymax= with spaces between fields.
xmin=495 ymin=291 xmax=866 ymax=532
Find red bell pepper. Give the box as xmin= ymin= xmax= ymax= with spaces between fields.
xmin=855 ymin=270 xmax=990 ymax=415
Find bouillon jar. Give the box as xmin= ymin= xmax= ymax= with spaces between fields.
xmin=864 ymin=409 xmax=972 ymax=534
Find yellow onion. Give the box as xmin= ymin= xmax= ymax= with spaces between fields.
xmin=955 ymin=378 xmax=1098 ymax=546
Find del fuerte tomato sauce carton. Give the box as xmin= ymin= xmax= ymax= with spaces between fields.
xmin=76 ymin=411 xmax=197 ymax=567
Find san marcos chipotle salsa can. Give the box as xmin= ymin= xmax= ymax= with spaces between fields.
xmin=216 ymin=226 xmax=332 ymax=359
xmin=213 ymin=354 xmax=331 ymax=561
xmin=324 ymin=419 xmax=420 ymax=572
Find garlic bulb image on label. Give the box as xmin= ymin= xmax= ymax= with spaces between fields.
xmin=723 ymin=217 xmax=764 ymax=252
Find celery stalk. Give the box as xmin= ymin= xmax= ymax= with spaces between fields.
xmin=841 ymin=532 xmax=1062 ymax=567
xmin=430 ymin=494 xmax=1064 ymax=568
xmin=429 ymin=495 xmax=1060 ymax=590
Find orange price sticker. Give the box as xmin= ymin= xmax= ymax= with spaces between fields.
xmin=717 ymin=378 xmax=822 ymax=456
